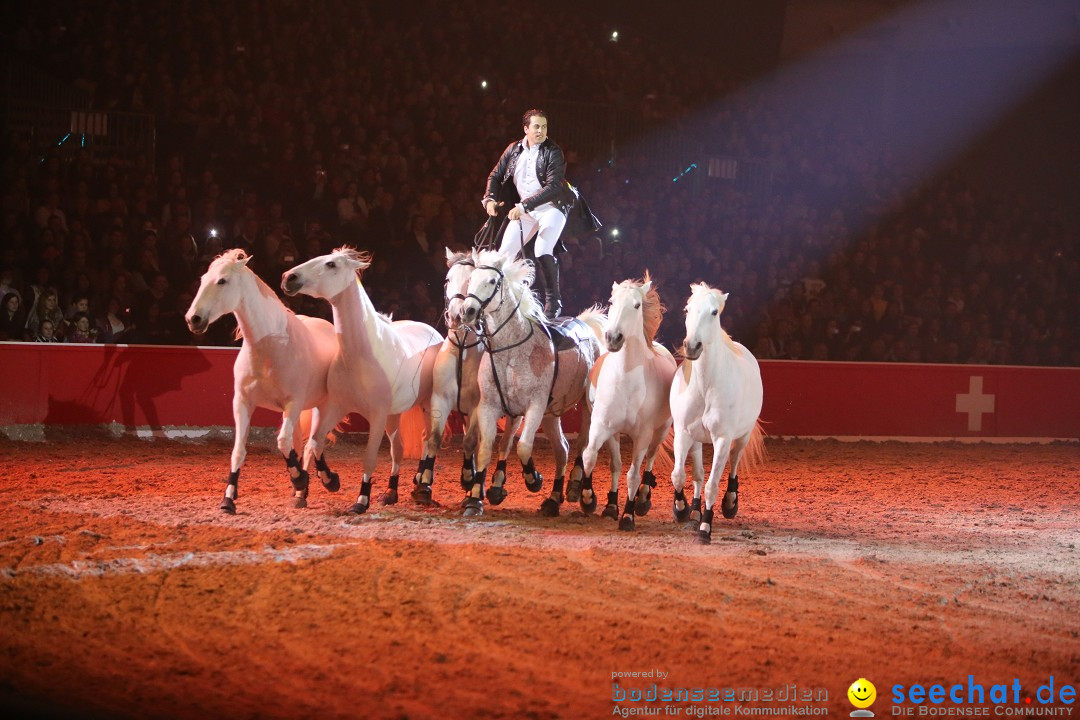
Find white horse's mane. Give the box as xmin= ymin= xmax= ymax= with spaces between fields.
xmin=475 ymin=250 xmax=547 ymax=324
xmin=331 ymin=246 xmax=394 ymax=323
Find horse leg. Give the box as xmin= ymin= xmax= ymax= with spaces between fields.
xmin=463 ymin=405 xmax=500 ymax=517
xmin=635 ymin=421 xmax=668 ymax=517
xmin=486 ymin=416 xmax=519 ymax=505
xmin=565 ymin=402 xmax=593 ymax=503
xmin=346 ymin=415 xmax=388 ymax=515
xmin=460 ymin=413 xmax=479 ymax=493
xmin=688 ymin=442 xmax=705 ymax=527
xmin=669 ymin=428 xmax=693 ymax=522
xmin=278 ymin=404 xmax=310 ymax=509
xmin=698 ymin=437 xmax=732 ymax=544
xmin=413 ymin=398 xmax=447 ymax=505
xmin=538 ymin=414 xmax=569 ymax=517
xmin=619 ymin=443 xmax=649 ymax=532
xmin=577 ymin=413 xmax=609 ymax=516
xmin=588 ymin=432 xmax=619 ymax=521
xmin=307 ymin=405 xmax=342 ymax=493
xmin=516 ymin=407 xmax=547 ymax=496
xmin=223 ymin=395 xmax=254 ymax=514
xmin=721 ymin=432 xmax=750 ymax=519
xmin=377 ymin=415 xmax=403 ymax=505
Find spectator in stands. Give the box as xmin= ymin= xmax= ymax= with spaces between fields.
xmin=0 ymin=292 xmax=27 ymax=340
xmin=26 ymin=288 xmax=65 ymax=340
xmin=65 ymin=311 xmax=97 ymax=343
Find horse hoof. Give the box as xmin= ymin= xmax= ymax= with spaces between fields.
xmin=539 ymin=498 xmax=560 ymax=517
xmin=673 ymin=501 xmax=690 ymax=523
xmin=487 ymin=485 xmax=507 ymax=506
xmin=689 ymin=509 xmax=702 ymax=525
xmin=565 ymin=477 xmax=581 ymax=503
xmin=347 ymin=502 xmax=369 ymax=515
xmin=602 ymin=504 xmax=619 ymax=520
xmin=411 ymin=484 xmax=433 ymax=506
xmin=634 ymin=496 xmax=652 ymax=516
xmin=697 ymin=528 xmax=712 ymax=545
xmin=524 ymin=471 xmax=543 ymax=493
xmin=580 ymin=490 xmax=597 ymax=514
xmin=721 ymin=492 xmax=739 ymax=519
xmin=492 ymin=468 xmax=506 ymax=489
xmin=618 ymin=515 xmax=635 ymax=532
xmin=293 ymin=496 xmax=307 ymax=509
xmin=379 ymin=489 xmax=398 ymax=506
xmin=320 ymin=471 xmax=340 ymax=493
xmin=220 ymin=498 xmax=236 ymax=514
xmin=289 ymin=469 xmax=310 ymax=493
xmin=462 ymin=498 xmax=484 ymax=517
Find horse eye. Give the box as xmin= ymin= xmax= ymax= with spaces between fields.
xmin=634 ymin=302 xmax=641 ymax=310
xmin=216 ymin=278 xmax=227 ymax=285
xmin=488 ymin=277 xmax=496 ymax=284
xmin=326 ymin=261 xmax=336 ymax=269
xmin=711 ymin=309 xmax=719 ymax=316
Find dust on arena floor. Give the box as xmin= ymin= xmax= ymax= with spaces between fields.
xmin=1 ymin=429 xmax=1077 ymax=719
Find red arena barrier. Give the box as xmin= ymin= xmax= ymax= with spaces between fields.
xmin=3 ymin=342 xmax=1078 ymax=440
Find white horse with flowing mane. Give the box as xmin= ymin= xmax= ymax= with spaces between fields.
xmin=458 ymin=250 xmax=606 ymax=517
xmin=580 ymin=273 xmax=677 ymax=531
xmin=669 ymin=283 xmax=765 ymax=544
xmin=281 ymin=248 xmax=442 ymax=514
xmin=421 ymin=248 xmax=520 ymax=502
xmin=185 ymin=249 xmax=342 ymax=513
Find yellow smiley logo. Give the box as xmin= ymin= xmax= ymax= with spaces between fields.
xmin=848 ymin=678 xmax=877 ymax=708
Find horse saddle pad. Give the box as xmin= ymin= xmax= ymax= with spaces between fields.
xmin=545 ymin=317 xmax=593 ymax=353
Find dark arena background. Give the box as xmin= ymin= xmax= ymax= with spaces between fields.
xmin=2 ymin=1 xmax=1078 ymax=719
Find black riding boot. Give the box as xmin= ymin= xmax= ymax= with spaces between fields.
xmin=528 ymin=257 xmax=547 ymax=302
xmin=537 ymin=254 xmax=562 ymax=319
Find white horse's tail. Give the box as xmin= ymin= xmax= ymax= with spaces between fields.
xmin=658 ymin=420 xmax=768 ymax=475
xmin=399 ymin=404 xmax=426 ymax=459
xmin=576 ymin=304 xmax=607 ymax=345
xmin=650 ymin=429 xmax=675 ymax=477
xmin=300 ymin=409 xmax=350 ymax=468
xmin=741 ymin=420 xmax=768 ymax=473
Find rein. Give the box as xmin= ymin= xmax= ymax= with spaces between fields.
xmin=469 ymin=264 xmax=558 ymax=418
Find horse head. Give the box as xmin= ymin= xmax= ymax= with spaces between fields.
xmin=186 ymin=249 xmax=254 ymax=334
xmin=683 ymin=282 xmax=728 ymax=360
xmin=459 ymin=250 xmax=540 ymax=328
xmin=281 ymin=247 xmax=371 ymax=299
xmin=606 ymin=271 xmax=662 ymax=352
xmin=444 ymin=247 xmax=477 ymax=330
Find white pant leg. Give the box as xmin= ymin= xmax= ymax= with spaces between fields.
xmin=498 ymin=214 xmax=539 ymax=258
xmin=531 ymin=205 xmax=567 ymax=257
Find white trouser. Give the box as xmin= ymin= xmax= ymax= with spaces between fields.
xmin=498 ymin=204 xmax=566 ymax=259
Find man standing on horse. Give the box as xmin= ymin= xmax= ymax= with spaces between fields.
xmin=481 ymin=108 xmax=601 ymax=319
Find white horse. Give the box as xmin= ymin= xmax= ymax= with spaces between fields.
xmin=185 ymin=249 xmax=342 ymax=513
xmin=669 ymin=283 xmax=765 ymax=544
xmin=458 ymin=250 xmax=605 ymax=517
xmin=281 ymin=248 xmax=442 ymax=514
xmin=581 ymin=273 xmax=677 ymax=531
xmin=422 ymin=248 xmax=520 ymax=504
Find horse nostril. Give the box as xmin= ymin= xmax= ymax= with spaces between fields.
xmin=190 ymin=315 xmax=201 ymax=325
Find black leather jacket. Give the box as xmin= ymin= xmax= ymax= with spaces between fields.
xmin=483 ymin=138 xmax=575 ymax=214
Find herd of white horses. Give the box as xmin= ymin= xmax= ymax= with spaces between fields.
xmin=184 ymin=247 xmax=764 ymax=543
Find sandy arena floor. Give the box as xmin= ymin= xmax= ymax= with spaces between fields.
xmin=0 ymin=432 xmax=1077 ymax=719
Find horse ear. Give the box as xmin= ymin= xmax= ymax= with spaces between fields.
xmin=611 ymin=281 xmax=619 ymax=294
xmin=718 ymin=292 xmax=729 ymax=312
xmin=641 ymin=280 xmax=653 ymax=294
xmin=240 ymin=255 xmax=253 ymax=266
xmin=445 ymin=247 xmax=455 ymax=263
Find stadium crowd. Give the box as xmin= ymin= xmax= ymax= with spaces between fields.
xmin=2 ymin=0 xmax=1076 ymax=366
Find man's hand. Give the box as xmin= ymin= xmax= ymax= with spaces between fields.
xmin=507 ymin=205 xmax=523 ymax=221
xmin=485 ymin=200 xmax=498 ymax=217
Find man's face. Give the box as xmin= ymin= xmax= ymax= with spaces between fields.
xmin=524 ymin=115 xmax=548 ymax=146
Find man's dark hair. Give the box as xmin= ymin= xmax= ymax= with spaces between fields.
xmin=522 ymin=109 xmax=548 ymax=127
